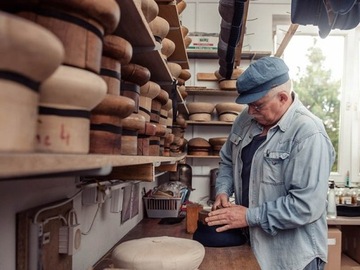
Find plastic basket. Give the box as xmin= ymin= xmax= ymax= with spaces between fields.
xmin=143 ymin=197 xmax=182 ymax=218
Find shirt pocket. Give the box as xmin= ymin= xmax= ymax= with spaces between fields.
xmin=229 ymin=133 xmax=242 ymax=165
xmin=262 ymin=150 xmax=289 ymax=185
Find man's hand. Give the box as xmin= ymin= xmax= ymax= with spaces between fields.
xmin=205 ymin=204 xmax=249 ymax=232
xmin=212 ymin=193 xmax=232 ymax=210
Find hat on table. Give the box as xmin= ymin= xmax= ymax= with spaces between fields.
xmin=236 ymin=56 xmax=289 ymax=104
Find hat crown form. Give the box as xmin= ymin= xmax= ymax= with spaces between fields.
xmin=235 ymin=56 xmax=289 ymax=104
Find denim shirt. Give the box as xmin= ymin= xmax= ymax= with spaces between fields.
xmin=216 ymin=93 xmax=335 ymax=270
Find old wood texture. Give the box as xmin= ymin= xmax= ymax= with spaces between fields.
xmin=93 ymin=218 xmax=260 ymax=270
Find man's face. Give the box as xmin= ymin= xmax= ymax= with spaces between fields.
xmin=247 ymin=91 xmax=283 ymax=127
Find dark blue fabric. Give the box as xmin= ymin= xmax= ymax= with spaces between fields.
xmin=193 ymin=221 xmax=248 ymax=247
xmin=241 ymin=135 xmax=266 ymax=207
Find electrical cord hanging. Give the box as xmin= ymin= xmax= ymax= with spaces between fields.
xmin=81 ymin=203 xmax=101 ymax=235
xmin=33 ymin=189 xmax=83 ymax=224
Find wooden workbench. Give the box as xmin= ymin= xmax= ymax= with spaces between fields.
xmin=93 ymin=218 xmax=260 ymax=270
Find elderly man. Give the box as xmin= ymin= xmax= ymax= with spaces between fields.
xmin=205 ymin=56 xmax=335 ymax=270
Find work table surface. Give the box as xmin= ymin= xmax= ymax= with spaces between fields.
xmin=93 ymin=218 xmax=261 ymax=270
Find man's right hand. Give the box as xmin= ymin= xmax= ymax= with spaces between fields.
xmin=212 ymin=193 xmax=231 ymax=210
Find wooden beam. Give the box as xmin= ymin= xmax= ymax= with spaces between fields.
xmin=101 ymin=163 xmax=155 ymax=182
xmin=197 ymin=72 xmax=217 ymax=81
xmin=274 ymin=24 xmax=299 ymax=57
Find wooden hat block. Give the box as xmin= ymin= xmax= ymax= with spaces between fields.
xmin=37 ymin=65 xmax=107 ymax=153
xmin=167 ymin=62 xmax=182 ymax=81
xmin=133 ymin=0 xmax=159 ymax=23
xmin=120 ymin=63 xmax=151 ymax=155
xmin=161 ymin=38 xmax=176 ymax=60
xmin=149 ymin=89 xmax=169 ymax=156
xmin=177 ymin=69 xmax=191 ymax=86
xmin=215 ymin=102 xmax=245 ymax=122
xmin=177 ymin=0 xmax=187 ymax=15
xmin=90 ymin=35 xmax=135 ymax=154
xmin=162 ymin=99 xmax=173 ymax=157
xmin=209 ymin=137 xmax=227 ymax=155
xmin=159 ymin=98 xmax=172 ymax=156
xmin=187 ymin=102 xmax=215 ymax=122
xmin=138 ymin=81 xmax=161 ymax=156
xmin=215 ymin=68 xmax=244 ymax=90
xmin=149 ymin=16 xmax=170 ymax=45
xmin=187 ymin=137 xmax=211 ymax=156
xmin=7 ymin=0 xmax=120 ymax=73
xmin=0 ymin=11 xmax=64 ymax=153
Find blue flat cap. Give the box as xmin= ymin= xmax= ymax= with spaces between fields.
xmin=235 ymin=56 xmax=289 ymax=104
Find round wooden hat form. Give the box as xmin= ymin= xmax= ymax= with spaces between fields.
xmin=112 ymin=236 xmax=205 ymax=270
xmin=177 ymin=0 xmax=187 ymax=15
xmin=137 ymin=121 xmax=157 ymax=156
xmin=167 ymin=62 xmax=182 ymax=81
xmin=177 ymin=85 xmax=188 ymax=99
xmin=121 ymin=63 xmax=151 ymax=113
xmin=138 ymin=0 xmax=159 ymax=23
xmin=149 ymin=123 xmax=167 ymax=156
xmin=161 ymin=38 xmax=176 ymax=60
xmin=180 ymin=69 xmax=192 ymax=81
xmin=10 ymin=0 xmax=120 ymax=73
xmin=187 ymin=102 xmax=215 ymax=122
xmin=139 ymin=81 xmax=161 ymax=122
xmin=0 ymin=11 xmax=64 ymax=153
xmin=181 ymin=25 xmax=189 ymax=37
xmin=216 ymin=68 xmax=244 ymax=90
xmin=187 ymin=137 xmax=212 ymax=156
xmin=151 ymin=89 xmax=169 ymax=124
xmin=148 ymin=16 xmax=170 ymax=45
xmin=215 ymin=102 xmax=245 ymax=122
xmin=90 ymin=94 xmax=135 ymax=155
xmin=120 ymin=113 xmax=146 ymax=155
xmin=37 ymin=65 xmax=107 ymax=153
xmin=209 ymin=136 xmax=227 ymax=154
xmin=101 ymin=35 xmax=133 ymax=96
xmin=184 ymin=36 xmax=192 ymax=48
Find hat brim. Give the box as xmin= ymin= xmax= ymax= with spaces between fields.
xmin=235 ymin=89 xmax=268 ymax=104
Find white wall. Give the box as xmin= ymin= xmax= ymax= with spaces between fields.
xmin=181 ymin=1 xmax=291 ymax=204
xmin=0 ymin=177 xmax=157 ymax=270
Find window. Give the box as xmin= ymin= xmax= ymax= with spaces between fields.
xmin=276 ymin=25 xmax=360 ymax=185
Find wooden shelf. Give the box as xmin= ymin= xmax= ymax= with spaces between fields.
xmin=0 ymin=153 xmax=185 ymax=181
xmin=114 ymin=0 xmax=173 ymax=87
xmin=186 ymin=155 xmax=220 ymax=159
xmin=185 ymin=87 xmax=238 ymax=96
xmin=327 ymin=216 xmax=360 ymax=226
xmin=158 ymin=2 xmax=189 ymax=69
xmin=186 ymin=120 xmax=233 ymax=126
xmin=187 ymin=50 xmax=271 ymax=60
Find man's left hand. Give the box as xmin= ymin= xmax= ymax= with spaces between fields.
xmin=205 ymin=204 xmax=248 ymax=232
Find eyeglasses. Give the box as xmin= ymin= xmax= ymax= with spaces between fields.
xmin=248 ymin=92 xmax=278 ymax=112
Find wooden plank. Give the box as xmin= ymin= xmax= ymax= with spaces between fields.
xmin=17 ymin=201 xmax=73 ymax=270
xmin=0 ymin=153 xmax=185 ymax=180
xmin=105 ymin=163 xmax=155 ymax=182
xmin=156 ymin=163 xmax=178 ymax=173
xmin=197 ymin=72 xmax=218 ymax=81
xmin=274 ymin=24 xmax=299 ymax=57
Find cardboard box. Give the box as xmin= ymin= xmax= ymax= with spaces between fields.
xmin=187 ymin=34 xmax=219 ymax=52
xmin=342 ymin=226 xmax=360 ymax=264
xmin=325 ymin=227 xmax=342 ymax=270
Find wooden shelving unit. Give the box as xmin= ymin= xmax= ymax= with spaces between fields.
xmin=186 ymin=155 xmax=220 ymax=159
xmin=185 ymin=87 xmax=238 ymax=96
xmin=157 ymin=1 xmax=189 ymax=69
xmin=186 ymin=120 xmax=233 ymax=126
xmin=0 ymin=153 xmax=185 ymax=181
xmin=187 ymin=50 xmax=271 ymax=60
